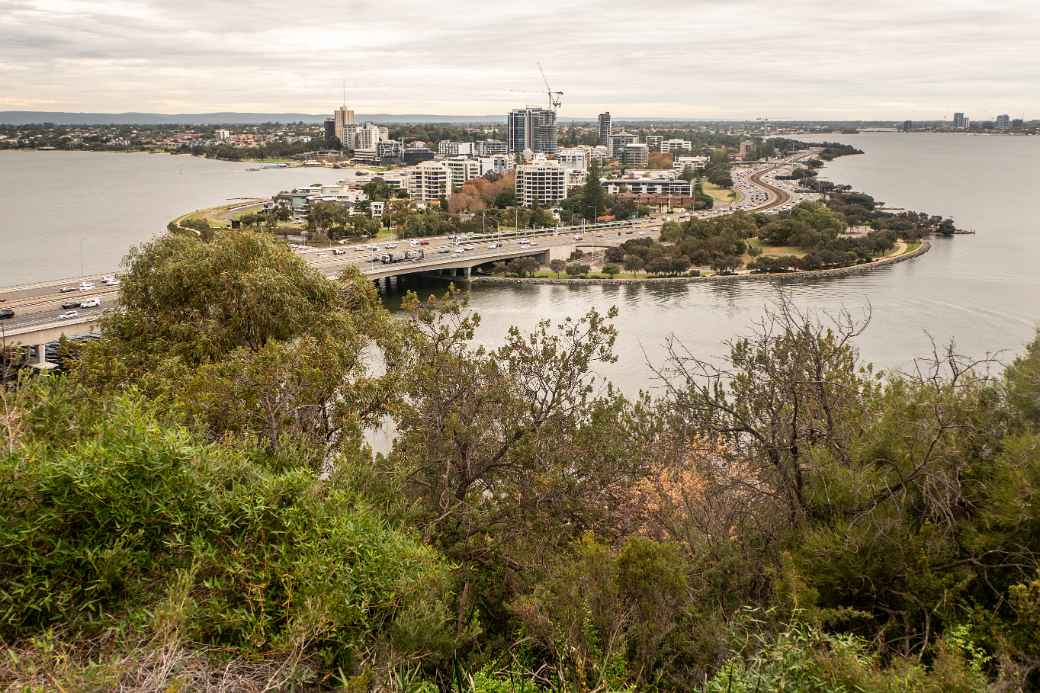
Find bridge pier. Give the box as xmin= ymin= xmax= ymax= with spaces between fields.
xmin=29 ymin=343 xmax=56 ymax=371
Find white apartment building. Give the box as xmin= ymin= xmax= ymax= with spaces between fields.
xmin=354 ymin=123 xmax=385 ymax=150
xmin=438 ymin=141 xmax=475 ymax=156
xmin=443 ymin=157 xmax=481 ymax=189
xmin=478 ymin=154 xmax=514 ymax=176
xmin=475 ymin=139 xmax=508 ymax=156
xmin=515 ymin=160 xmax=567 ymax=208
xmin=555 ymin=147 xmax=589 ymax=171
xmin=601 ymin=177 xmax=694 ymax=197
xmin=673 ymin=155 xmax=709 ymax=175
xmin=408 ymin=161 xmax=452 ymax=202
xmin=661 ymin=139 xmax=694 ymax=152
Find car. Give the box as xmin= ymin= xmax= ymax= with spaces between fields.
xmin=61 ymin=300 xmax=81 ymax=309
xmin=574 ymin=234 xmax=583 ymax=240
xmin=332 ymin=248 xmax=347 ymax=255
xmin=79 ymin=281 xmax=96 ymax=291
xmin=487 ymin=243 xmax=499 ymax=249
xmin=58 ymin=310 xmax=79 ymax=320
xmin=0 ymin=308 xmax=14 ymax=320
xmin=59 ymin=286 xmax=76 ymax=293
xmin=419 ymin=240 xmax=430 ymax=246
xmin=80 ymin=298 xmax=101 ymax=308
xmin=455 ymin=248 xmax=465 ymax=254
xmin=103 ymin=277 xmax=120 ymax=286
xmin=409 ymin=240 xmax=420 ymax=247
xmin=437 ymin=247 xmax=451 ymax=254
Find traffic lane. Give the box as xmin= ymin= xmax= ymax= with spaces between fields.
xmin=0 ymin=273 xmax=118 ymax=303
xmin=2 ymin=303 xmax=106 ymax=331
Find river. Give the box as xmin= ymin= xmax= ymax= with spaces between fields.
xmin=2 ymin=136 xmax=1038 ymax=390
xmin=0 ymin=150 xmax=349 ymax=285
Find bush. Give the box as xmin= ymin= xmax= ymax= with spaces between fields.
xmin=603 ymin=264 xmax=620 ymax=276
xmin=0 ymin=389 xmax=457 ymax=674
xmin=565 ymin=262 xmax=590 ymax=277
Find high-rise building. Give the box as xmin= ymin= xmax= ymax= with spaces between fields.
xmin=646 ymin=135 xmax=663 ymax=152
xmin=953 ymin=112 xmax=967 ymax=129
xmin=333 ymin=105 xmax=356 ymax=146
xmin=355 ymin=122 xmax=384 ymax=150
xmin=515 ymin=160 xmax=567 ymax=207
xmin=598 ymin=112 xmax=612 ymax=147
xmin=738 ymin=140 xmax=754 ymax=160
xmin=508 ymin=107 xmax=558 ymax=154
xmin=323 ymin=118 xmax=337 ymax=148
xmin=996 ymin=114 xmax=1011 ymax=130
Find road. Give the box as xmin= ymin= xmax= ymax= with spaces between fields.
xmin=0 ymin=152 xmax=810 ymax=334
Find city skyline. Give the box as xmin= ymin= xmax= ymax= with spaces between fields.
xmin=2 ymin=0 xmax=1038 ymax=119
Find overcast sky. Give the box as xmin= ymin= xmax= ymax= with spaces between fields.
xmin=1 ymin=0 xmax=1038 ymax=119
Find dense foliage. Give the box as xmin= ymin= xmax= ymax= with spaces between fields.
xmin=2 ymin=231 xmax=1039 ymax=691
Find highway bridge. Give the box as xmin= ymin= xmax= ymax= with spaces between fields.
xmin=0 ymin=153 xmax=812 ymax=367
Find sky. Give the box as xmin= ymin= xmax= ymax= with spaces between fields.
xmin=1 ymin=0 xmax=1038 ymax=120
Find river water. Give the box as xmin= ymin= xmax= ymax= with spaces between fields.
xmin=2 ymin=136 xmax=1038 ymax=390
xmin=0 ymin=150 xmax=348 ymax=285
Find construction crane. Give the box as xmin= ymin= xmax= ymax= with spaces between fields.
xmin=537 ymin=62 xmax=563 ymax=112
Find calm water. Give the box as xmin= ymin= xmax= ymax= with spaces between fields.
xmin=0 ymin=151 xmax=346 ymax=285
xmin=426 ymin=132 xmax=1040 ymax=389
xmin=2 ymin=136 xmax=1038 ymax=389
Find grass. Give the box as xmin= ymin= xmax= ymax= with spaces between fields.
xmin=702 ymin=181 xmax=741 ymax=205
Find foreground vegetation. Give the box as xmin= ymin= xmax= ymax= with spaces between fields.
xmin=2 ymin=231 xmax=1040 ymax=691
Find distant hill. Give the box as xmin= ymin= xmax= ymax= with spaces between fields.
xmin=0 ymin=111 xmax=511 ymax=125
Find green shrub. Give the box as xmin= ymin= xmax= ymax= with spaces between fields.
xmin=0 ymin=390 xmax=456 ymax=675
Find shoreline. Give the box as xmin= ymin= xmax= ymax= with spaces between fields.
xmin=471 ymin=239 xmax=931 ymax=287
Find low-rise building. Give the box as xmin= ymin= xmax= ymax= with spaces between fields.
xmin=475 ymin=139 xmax=508 ymax=156
xmin=555 ymin=147 xmax=588 ymax=171
xmin=659 ymin=138 xmax=693 ymax=153
xmin=609 ymin=131 xmax=638 ymax=158
xmin=515 ymin=160 xmax=567 ymax=207
xmin=673 ymin=155 xmax=709 ymax=175
xmin=478 ymin=154 xmax=514 ymax=176
xmin=621 ymin=143 xmax=649 ymax=168
xmin=601 ymin=177 xmax=693 ymax=197
xmin=438 ymin=141 xmax=475 ymax=156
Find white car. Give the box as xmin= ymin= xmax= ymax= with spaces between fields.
xmin=59 ymin=310 xmax=79 ymax=320
xmin=574 ymin=234 xmax=583 ymax=240
xmin=487 ymin=243 xmax=499 ymax=249
xmin=80 ymin=298 xmax=101 ymax=308
xmin=79 ymin=281 xmax=96 ymax=291
xmin=103 ymin=277 xmax=120 ymax=286
xmin=455 ymin=248 xmax=465 ymax=254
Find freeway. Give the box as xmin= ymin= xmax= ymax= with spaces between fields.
xmin=0 ymin=152 xmax=810 ymax=337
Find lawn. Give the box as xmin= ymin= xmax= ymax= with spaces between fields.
xmin=702 ymin=181 xmax=741 ymax=205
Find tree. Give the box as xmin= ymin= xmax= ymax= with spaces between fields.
xmin=549 ymin=259 xmax=566 ymax=277
xmin=566 ymin=262 xmax=591 ymax=277
xmin=73 ymin=232 xmax=392 ymax=467
xmin=581 ymin=162 xmax=607 ymax=221
xmin=603 ymin=264 xmax=620 ymax=276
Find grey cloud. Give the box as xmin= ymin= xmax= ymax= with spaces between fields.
xmin=0 ymin=0 xmax=1037 ymax=118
